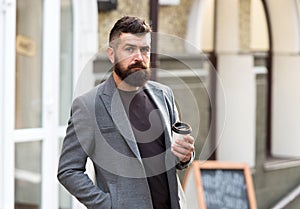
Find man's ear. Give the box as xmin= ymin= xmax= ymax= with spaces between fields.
xmin=106 ymin=47 xmax=115 ymax=64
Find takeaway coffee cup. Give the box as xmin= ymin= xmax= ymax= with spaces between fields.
xmin=172 ymin=121 xmax=192 ymax=142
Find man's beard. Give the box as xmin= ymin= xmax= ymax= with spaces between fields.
xmin=114 ymin=60 xmax=151 ymax=87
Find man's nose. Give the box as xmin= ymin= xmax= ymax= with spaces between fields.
xmin=133 ymin=50 xmax=143 ymax=62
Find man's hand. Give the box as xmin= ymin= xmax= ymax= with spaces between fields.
xmin=171 ymin=135 xmax=195 ymax=163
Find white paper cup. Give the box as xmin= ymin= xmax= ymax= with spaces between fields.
xmin=172 ymin=121 xmax=192 ymax=142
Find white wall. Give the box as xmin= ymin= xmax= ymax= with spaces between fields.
xmin=216 ymin=55 xmax=256 ymax=167
xmin=266 ymin=0 xmax=300 ymax=157
xmin=250 ymin=0 xmax=269 ymax=51
xmin=272 ymin=55 xmax=300 ymax=157
xmin=215 ymin=0 xmax=239 ymax=53
xmin=186 ymin=0 xmax=260 ymax=167
xmin=266 ymin=0 xmax=300 ymax=53
xmin=185 ymin=0 xmax=215 ymax=52
xmin=72 ymin=0 xmax=98 ymax=98
xmin=214 ymin=0 xmax=256 ymax=167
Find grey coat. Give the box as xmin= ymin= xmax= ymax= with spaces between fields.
xmin=57 ymin=75 xmax=191 ymax=209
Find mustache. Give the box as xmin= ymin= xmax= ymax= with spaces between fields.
xmin=128 ymin=61 xmax=147 ymax=70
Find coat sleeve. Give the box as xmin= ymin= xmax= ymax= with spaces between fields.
xmin=167 ymin=86 xmax=195 ymax=170
xmin=57 ymin=97 xmax=111 ymax=209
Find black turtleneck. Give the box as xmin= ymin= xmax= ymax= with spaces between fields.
xmin=119 ymin=88 xmax=171 ymax=209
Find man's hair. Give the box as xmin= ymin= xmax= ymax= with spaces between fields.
xmin=109 ymin=16 xmax=152 ymax=45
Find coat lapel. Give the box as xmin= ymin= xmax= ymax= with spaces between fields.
xmin=99 ymin=76 xmax=142 ymax=161
xmin=144 ymin=83 xmax=172 ymax=149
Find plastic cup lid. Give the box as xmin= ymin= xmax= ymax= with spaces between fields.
xmin=172 ymin=122 xmax=192 ymax=134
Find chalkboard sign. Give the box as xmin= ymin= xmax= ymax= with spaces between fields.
xmin=183 ymin=161 xmax=257 ymax=209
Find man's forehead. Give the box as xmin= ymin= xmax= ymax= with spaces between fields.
xmin=119 ymin=33 xmax=151 ymax=46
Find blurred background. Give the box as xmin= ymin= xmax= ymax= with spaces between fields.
xmin=1 ymin=0 xmax=300 ymax=208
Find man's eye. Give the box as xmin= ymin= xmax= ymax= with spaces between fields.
xmin=125 ymin=47 xmax=134 ymax=52
xmin=141 ymin=47 xmax=150 ymax=53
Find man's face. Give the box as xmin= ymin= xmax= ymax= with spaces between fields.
xmin=111 ymin=33 xmax=151 ymax=87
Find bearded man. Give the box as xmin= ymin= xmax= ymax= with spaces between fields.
xmin=58 ymin=16 xmax=195 ymax=209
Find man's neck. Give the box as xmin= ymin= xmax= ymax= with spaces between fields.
xmin=113 ymin=71 xmax=140 ymax=92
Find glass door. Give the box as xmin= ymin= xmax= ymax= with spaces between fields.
xmin=0 ymin=0 xmax=17 ymax=208
xmin=14 ymin=0 xmax=48 ymax=208
xmin=15 ymin=1 xmax=43 ymax=207
xmin=14 ymin=0 xmax=72 ymax=208
xmin=1 ymin=0 xmax=74 ymax=208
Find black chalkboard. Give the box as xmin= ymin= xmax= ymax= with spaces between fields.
xmin=183 ymin=161 xmax=257 ymax=209
xmin=201 ymin=169 xmax=249 ymax=209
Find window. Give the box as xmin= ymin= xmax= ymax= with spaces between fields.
xmin=15 ymin=0 xmax=43 ymax=129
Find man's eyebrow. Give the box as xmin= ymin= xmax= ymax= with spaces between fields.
xmin=123 ymin=43 xmax=150 ymax=48
xmin=123 ymin=43 xmax=137 ymax=47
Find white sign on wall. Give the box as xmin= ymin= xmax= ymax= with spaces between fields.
xmin=159 ymin=0 xmax=180 ymax=6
